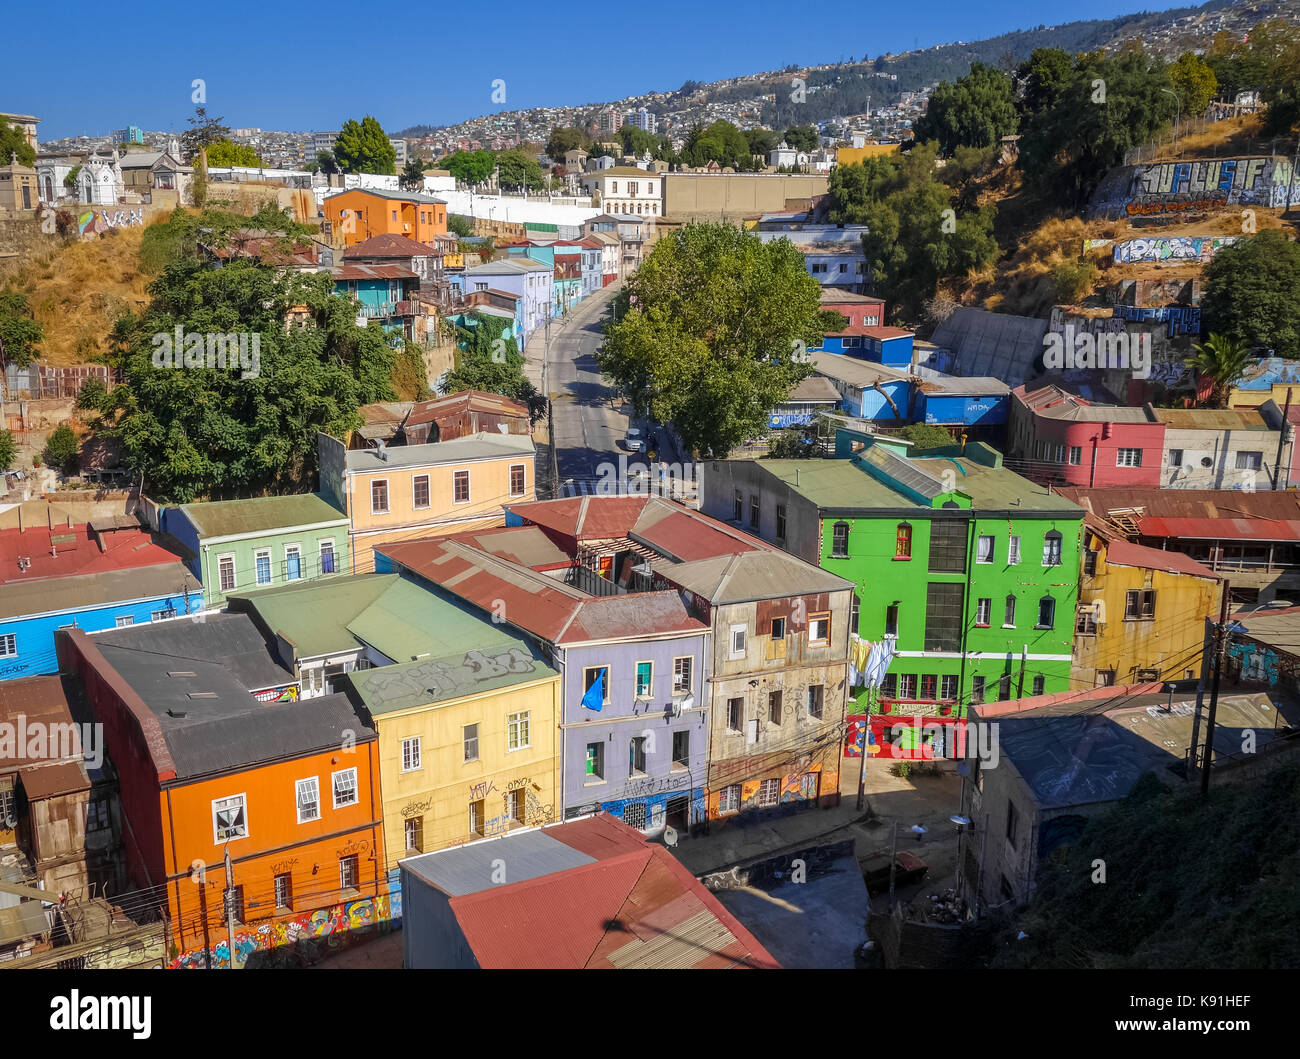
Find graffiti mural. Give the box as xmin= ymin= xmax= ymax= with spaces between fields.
xmin=1090 ymin=157 xmax=1300 ymax=219
xmin=1113 ymin=304 xmax=1202 ymax=338
xmin=170 ymin=893 xmax=396 ymax=969
xmin=1112 ymin=236 xmax=1240 ymax=266
xmin=77 ymin=207 xmax=144 ymax=236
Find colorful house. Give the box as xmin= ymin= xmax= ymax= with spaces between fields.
xmin=703 ymin=425 xmax=1085 ymax=713
xmin=460 ymin=258 xmax=553 ymax=344
xmin=322 ymin=188 xmax=447 ymax=249
xmin=0 ymin=520 xmax=201 ymax=681
xmin=159 ymin=493 xmax=350 ymax=608
xmin=816 ymin=291 xmax=885 ymax=354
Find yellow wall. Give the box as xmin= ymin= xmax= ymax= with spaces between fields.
xmin=1072 ymin=536 xmax=1222 ymax=686
xmin=1230 ymin=383 xmax=1300 ymax=409
xmin=836 ymin=145 xmax=902 ymax=167
xmin=374 ymin=676 xmax=561 ymax=863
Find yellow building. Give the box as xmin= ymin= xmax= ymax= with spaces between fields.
xmin=835 ymin=144 xmax=902 ymax=168
xmin=1073 ymin=522 xmax=1223 ymax=688
xmin=318 ymin=431 xmax=536 ymax=574
xmin=348 ymin=625 xmax=561 ymax=864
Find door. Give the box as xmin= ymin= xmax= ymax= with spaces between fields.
xmin=666 ymin=795 xmax=689 ymax=832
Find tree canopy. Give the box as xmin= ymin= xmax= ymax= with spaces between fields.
xmin=205 ymin=138 xmax=264 ymax=168
xmin=333 ymin=116 xmax=396 ymax=175
xmin=180 ymin=107 xmax=230 ymax=164
xmin=0 ymin=290 xmax=43 ymax=366
xmin=444 ymin=314 xmax=546 ymax=423
xmin=597 ymin=222 xmax=827 ymax=457
xmin=914 ymin=62 xmax=1019 ymax=154
xmin=442 ymin=149 xmax=496 ymax=185
xmin=400 ymin=157 xmax=427 ymax=191
xmin=0 ymin=121 xmax=36 ymax=167
xmin=1202 ymin=231 xmax=1300 ymax=358
xmin=495 ymin=148 xmax=544 ymax=192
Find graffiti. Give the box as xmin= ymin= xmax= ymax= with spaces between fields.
xmin=1148 ymin=358 xmax=1192 ymax=388
xmin=505 ymin=777 xmax=530 ymax=792
xmin=468 ymin=779 xmax=498 ymax=801
xmin=1112 ymin=236 xmax=1239 ymax=266
xmin=1113 ymin=304 xmax=1202 ymax=338
xmin=334 ymin=839 xmax=369 ymax=858
xmin=620 ymin=772 xmax=692 ymax=799
xmin=483 ymin=813 xmax=511 ymax=837
xmin=400 ymin=798 xmax=432 ymax=818
xmin=1090 ymin=157 xmax=1300 ymax=219
xmin=170 ymin=894 xmax=395 ymax=969
xmin=524 ymin=791 xmax=553 ymax=828
xmin=269 ymin=857 xmax=299 ymax=875
xmin=1083 ymin=238 xmax=1114 ymax=254
xmin=1115 ymin=278 xmax=1198 ymax=307
xmin=77 ymin=206 xmax=144 ymax=236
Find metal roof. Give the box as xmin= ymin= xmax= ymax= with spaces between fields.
xmin=178 ymin=494 xmax=347 ymax=539
xmin=347 ymin=641 xmax=557 ymax=714
xmin=343 ymin=431 xmax=533 ymax=472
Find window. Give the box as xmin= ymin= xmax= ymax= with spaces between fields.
xmin=332 ymin=768 xmax=358 ymax=809
xmin=729 ymin=624 xmax=747 ymax=658
xmin=635 ymin=661 xmax=653 ymax=698
xmin=771 ymin=616 xmax=786 ymax=640
xmin=213 ymin=794 xmax=247 ymax=842
xmin=733 ymin=490 xmax=743 ymax=522
xmin=585 ymin=742 xmax=604 ymax=780
xmin=398 ymin=815 xmax=422 ymax=852
xmin=509 ymin=464 xmax=526 ymax=497
xmin=412 ymin=474 xmax=430 ymax=509
xmin=975 ymin=598 xmax=992 ymax=626
xmin=769 ymin=690 xmax=783 ymax=725
xmin=832 ymin=521 xmax=850 ymax=558
xmin=929 ymin=521 xmax=968 ymax=573
xmin=1042 ymin=530 xmax=1062 ymax=567
xmin=319 ymin=539 xmax=336 ymax=575
xmin=629 ymin=736 xmax=648 ymax=776
xmin=1008 ymin=536 xmax=1020 ymax=565
xmin=800 ymin=772 xmax=820 ymax=800
xmin=1032 ymin=675 xmax=1046 ymax=695
xmin=1136 ymin=668 xmax=1160 ymax=682
xmin=505 ymin=788 xmax=524 ymax=822
xmin=749 ymin=494 xmax=759 ymax=528
xmin=1236 ymin=450 xmax=1263 ymax=471
xmin=453 ymin=470 xmax=470 ymax=503
xmin=1004 ymin=595 xmax=1017 ymax=627
xmin=151 ymin=607 xmax=177 ymax=622
xmin=1083 ymin=549 xmax=1098 ymax=577
xmin=976 ymin=535 xmax=995 ymax=564
xmin=881 ymin=674 xmax=898 ymax=699
xmin=758 ymin=778 xmax=780 ymax=808
xmin=371 ymin=479 xmax=389 ymax=514
xmin=469 ymin=800 xmax=485 ymax=835
xmin=898 ymin=674 xmax=917 ymax=700
xmin=284 ymin=544 xmax=302 ymax=581
xmin=295 ymin=778 xmax=320 ymax=823
xmin=1006 ymin=801 xmax=1019 ymax=848
xmin=1116 ymin=448 xmax=1143 ymax=468
xmin=719 ymin=785 xmax=741 ymax=814
xmin=998 ymin=674 xmax=1011 ymax=701
xmin=925 ymin=583 xmax=963 ymax=652
xmin=1096 ymin=669 xmax=1116 ymax=687
xmin=115 ymin=615 xmax=135 ymax=628
xmin=1169 ymin=449 xmax=1183 ymax=467
xmin=401 ymin=736 xmax=421 ymax=772
xmin=775 ymin=504 xmax=787 ymax=540
xmin=610 ymin=181 xmax=618 ymax=193
xmin=920 ymin=674 xmax=938 ymax=700
xmin=584 ymin=666 xmax=610 ymax=704
xmin=940 ymin=675 xmax=958 ymax=700
xmin=809 ymin=613 xmax=830 ymax=646
xmin=971 ymin=676 xmax=986 ymax=704
xmin=623 ymin=803 xmax=648 ymax=830
xmin=672 ymin=656 xmax=693 ymax=694
xmin=1037 ymin=596 xmax=1056 ymax=629
xmin=218 ymin=555 xmax=236 ymax=592
xmin=807 ymin=684 xmax=824 ymax=719
xmin=895 ymin=523 xmax=912 ymax=558
xmin=340 ymin=855 xmax=359 ymax=892
xmin=1125 ymin=589 xmax=1156 ymax=620
xmin=1069 ymin=446 xmax=1082 ymax=466
xmin=254 ymin=549 xmax=272 ymax=585
xmin=507 ymin=711 xmax=530 ymax=750
xmin=227 ymin=885 xmax=246 ymax=926
xmin=885 ymin=604 xmax=899 ymax=637
xmin=274 ymin=873 xmax=293 ymax=910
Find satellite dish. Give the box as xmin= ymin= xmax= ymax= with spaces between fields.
xmin=949 ymin=815 xmax=971 ymax=827
xmin=663 ymin=826 xmax=678 ymax=847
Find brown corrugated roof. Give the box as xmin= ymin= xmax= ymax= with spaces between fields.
xmin=344 ymin=233 xmax=441 ymax=259
xmin=20 ymin=760 xmax=89 ymax=800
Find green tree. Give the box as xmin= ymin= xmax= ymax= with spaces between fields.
xmin=0 ymin=428 xmax=16 ymax=471
xmin=445 ymin=314 xmax=546 ymax=423
xmin=915 ymin=62 xmax=1018 ymax=154
xmin=495 ymin=149 xmax=544 ymax=191
xmin=447 ymin=214 xmax=475 ymax=238
xmin=896 ymin=422 xmax=954 ymax=449
xmin=333 ymin=116 xmax=397 ymax=175
xmin=1168 ymin=52 xmax=1218 ymax=117
xmin=205 ymin=139 xmax=264 ymax=167
xmin=0 ymin=121 xmax=37 ymax=167
xmin=400 ymin=156 xmax=427 ymax=191
xmin=1191 ymin=333 xmax=1255 ymax=410
xmin=782 ymin=125 xmax=819 ymax=153
xmin=63 ymin=165 xmax=81 ymax=189
xmin=0 ymin=290 xmax=43 ymax=366
xmin=1203 ymin=231 xmax=1300 ymax=358
xmin=442 ymin=150 xmax=496 ymax=185
xmin=597 ymin=222 xmax=826 ymax=457
xmin=43 ymin=424 xmax=79 ymax=476
xmin=546 ymin=127 xmax=588 ymax=159
xmin=1015 ymin=47 xmax=1074 ymax=118
xmin=745 ymin=128 xmax=779 ymax=159
xmin=316 ymin=149 xmax=339 ymax=175
xmin=180 ymin=106 xmax=231 ymax=163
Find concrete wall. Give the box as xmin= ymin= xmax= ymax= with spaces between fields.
xmin=662 ymin=173 xmax=828 ymax=221
xmin=1161 ymin=426 xmax=1288 ymax=489
xmin=1089 ymin=156 xmax=1300 ymax=220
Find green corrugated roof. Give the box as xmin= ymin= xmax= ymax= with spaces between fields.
xmin=230 ymin=574 xmax=398 ymax=657
xmin=180 ymin=493 xmax=347 ymax=539
xmin=346 ymin=578 xmax=524 ymax=663
xmin=349 ymin=642 xmax=558 ymax=714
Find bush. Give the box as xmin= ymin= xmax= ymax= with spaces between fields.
xmin=1052 ymin=259 xmax=1096 ymax=304
xmin=0 ymin=428 xmax=16 ymax=471
xmin=42 ymin=424 xmax=79 ymax=475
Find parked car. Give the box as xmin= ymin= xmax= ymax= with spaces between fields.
xmin=625 ymin=427 xmax=645 ymax=452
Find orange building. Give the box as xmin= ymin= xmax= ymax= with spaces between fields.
xmin=56 ymin=615 xmax=388 ymax=968
xmin=324 ymin=188 xmax=448 ymax=248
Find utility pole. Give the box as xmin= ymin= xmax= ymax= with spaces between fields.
xmin=223 ymin=847 xmax=237 ymax=969
xmin=1200 ymin=584 xmax=1232 ymax=796
xmin=1188 ymin=611 xmax=1214 ymax=782
xmin=855 ymin=684 xmax=873 ymax=811
xmin=197 ymin=878 xmax=212 ymax=970
xmin=1272 ymin=388 xmax=1293 ymax=489
xmin=1016 ymin=644 xmax=1028 ymax=698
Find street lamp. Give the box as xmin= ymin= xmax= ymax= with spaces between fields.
xmin=1161 ymin=89 xmax=1181 ymax=151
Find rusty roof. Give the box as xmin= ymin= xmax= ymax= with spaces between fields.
xmin=0 ymin=676 xmax=81 ymax=772
xmin=1152 ymin=407 xmax=1272 ymax=431
xmin=344 ymin=233 xmax=441 ymax=259
xmin=405 ymin=390 xmax=529 ymax=428
xmin=331 ymin=262 xmax=417 ymax=281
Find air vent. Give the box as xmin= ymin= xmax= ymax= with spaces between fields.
xmin=168 ymin=671 xmax=197 ymax=678
xmin=186 ymin=692 xmax=218 ymax=700
xmin=166 ymin=709 xmax=188 ymax=718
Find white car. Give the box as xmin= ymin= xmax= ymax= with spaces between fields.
xmin=625 ymin=427 xmax=645 ymax=452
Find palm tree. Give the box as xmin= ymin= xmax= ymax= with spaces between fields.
xmin=1191 ymin=332 xmax=1254 ymax=409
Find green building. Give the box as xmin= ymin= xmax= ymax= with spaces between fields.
xmin=702 ymin=423 xmax=1084 ymax=715
xmin=161 ymin=493 xmax=351 ymax=607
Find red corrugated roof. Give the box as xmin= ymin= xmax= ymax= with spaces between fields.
xmin=405 ymin=389 xmax=529 ymax=427
xmin=1138 ymin=516 xmax=1300 ymax=542
xmin=0 ymin=523 xmax=181 ymax=584
xmin=634 ymin=508 xmax=759 ymax=561
xmin=862 ymin=326 xmax=913 ymax=340
xmin=1104 ymin=538 xmax=1220 ymax=579
xmin=344 ymin=233 xmax=439 ymax=259
xmin=507 ymin=496 xmax=648 ymax=541
xmin=332 ymin=263 xmax=417 ymax=281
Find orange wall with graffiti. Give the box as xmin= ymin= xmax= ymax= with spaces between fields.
xmin=159 ymin=739 xmax=386 ymax=954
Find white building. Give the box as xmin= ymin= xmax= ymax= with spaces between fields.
xmin=312 ymin=131 xmax=339 ymax=155
xmin=390 ymin=138 xmax=408 ymax=166
xmin=627 ymin=108 xmax=656 ymax=134
xmin=580 ymin=166 xmax=659 ymax=217
xmin=767 ymin=141 xmax=808 ymax=169
xmin=77 ymin=150 xmax=123 ymax=205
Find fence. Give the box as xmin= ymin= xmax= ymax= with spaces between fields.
xmin=1123 ymin=112 xmax=1298 ymax=167
xmin=3 ymin=363 xmax=116 ymax=400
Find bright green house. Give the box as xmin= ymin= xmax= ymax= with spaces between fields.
xmin=702 ymin=425 xmax=1084 ymax=715
xmin=160 ymin=494 xmax=352 ymax=607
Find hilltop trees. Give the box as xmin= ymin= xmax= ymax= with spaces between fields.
xmin=333 ymin=116 xmax=397 ymax=175
xmin=180 ymin=107 xmax=230 ymax=163
xmin=914 ymin=62 xmax=1018 ymax=153
xmin=442 ymin=149 xmax=495 ymax=185
xmin=1202 ymin=230 xmax=1300 ymax=359
xmin=1167 ymin=52 xmax=1218 ymax=117
xmin=598 ymin=222 xmax=830 ymax=457
xmin=205 ymin=138 xmax=263 ymax=168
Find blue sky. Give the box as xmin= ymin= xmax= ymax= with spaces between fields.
xmin=14 ymin=0 xmax=1154 ymax=140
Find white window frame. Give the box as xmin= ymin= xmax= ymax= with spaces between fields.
xmin=254 ymin=548 xmax=272 ymax=586
xmin=412 ymin=473 xmax=431 ymax=510
xmin=634 ymin=660 xmax=653 ymax=699
xmin=339 ymin=855 xmax=359 ymax=892
xmin=507 ymin=710 xmax=531 ymax=751
xmin=729 ymin=624 xmax=747 ymax=659
xmin=115 ymin=615 xmax=135 ymax=628
xmin=808 ymin=613 xmax=830 ymax=647
xmin=284 ymin=542 xmax=302 ymax=581
xmin=976 ymin=598 xmax=992 ymax=626
xmin=672 ymin=655 xmax=693 ymax=695
xmin=1003 ymin=595 xmax=1017 ymax=628
xmin=758 ymin=778 xmax=780 ymax=808
xmin=217 ymin=554 xmax=236 ymax=592
xmin=212 ymin=793 xmax=248 ymax=843
xmin=331 ymin=767 xmax=358 ymax=809
xmin=976 ymin=535 xmax=995 ymax=564
xmin=318 ymin=538 xmax=337 ymax=575
xmin=1115 ymin=448 xmax=1142 ymax=468
xmin=371 ymin=478 xmax=390 ymax=514
xmin=296 ymin=777 xmax=320 ymax=824
xmin=719 ymin=784 xmax=741 ymax=814
xmin=1008 ymin=536 xmax=1020 ymax=565
xmin=401 ymin=736 xmax=422 ymax=772
xmin=583 ymin=665 xmax=611 ymax=705
xmin=0 ymin=634 xmax=14 ymax=658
